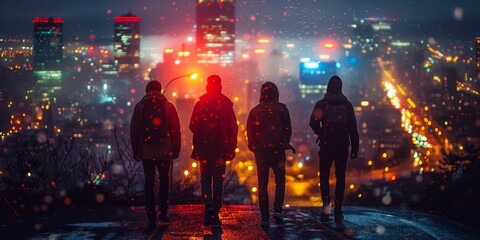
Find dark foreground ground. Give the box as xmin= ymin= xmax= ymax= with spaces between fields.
xmin=1 ymin=205 xmax=478 ymax=239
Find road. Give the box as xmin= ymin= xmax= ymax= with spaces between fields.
xmin=1 ymin=205 xmax=477 ymax=239
xmin=377 ymin=57 xmax=448 ymax=170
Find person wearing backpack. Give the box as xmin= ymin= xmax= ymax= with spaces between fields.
xmin=247 ymin=81 xmax=294 ymax=228
xmin=309 ymin=75 xmax=359 ymax=223
xmin=130 ymin=80 xmax=181 ymax=225
xmin=189 ymin=75 xmax=238 ymax=227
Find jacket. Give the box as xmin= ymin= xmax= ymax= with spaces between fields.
xmin=309 ymin=93 xmax=359 ymax=153
xmin=189 ymin=92 xmax=238 ymax=161
xmin=130 ymin=91 xmax=181 ymax=161
xmin=247 ymin=101 xmax=292 ymax=152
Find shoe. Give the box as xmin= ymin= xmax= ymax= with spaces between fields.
xmin=212 ymin=214 xmax=221 ymax=227
xmin=320 ymin=213 xmax=330 ymax=223
xmin=159 ymin=214 xmax=170 ymax=223
xmin=334 ymin=212 xmax=344 ymax=224
xmin=261 ymin=218 xmax=270 ymax=228
xmin=273 ymin=212 xmax=284 ymax=225
xmin=204 ymin=207 xmax=214 ymax=226
xmin=323 ymin=205 xmax=332 ymax=214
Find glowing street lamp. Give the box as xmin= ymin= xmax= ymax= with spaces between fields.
xmin=189 ymin=73 xmax=199 ymax=80
xmin=162 ymin=72 xmax=199 ymax=95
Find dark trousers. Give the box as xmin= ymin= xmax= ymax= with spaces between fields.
xmin=319 ymin=145 xmax=348 ymax=213
xmin=142 ymin=159 xmax=172 ymax=216
xmin=200 ymin=159 xmax=226 ymax=213
xmin=255 ymin=150 xmax=286 ymax=219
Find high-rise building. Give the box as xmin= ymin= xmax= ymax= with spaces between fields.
xmin=33 ymin=17 xmax=63 ymax=103
xmin=114 ymin=13 xmax=141 ymax=78
xmin=196 ymin=0 xmax=235 ymax=66
xmin=349 ymin=17 xmax=393 ymax=57
xmin=98 ymin=61 xmax=118 ymax=104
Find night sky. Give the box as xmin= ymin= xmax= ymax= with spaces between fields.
xmin=1 ymin=0 xmax=479 ymax=42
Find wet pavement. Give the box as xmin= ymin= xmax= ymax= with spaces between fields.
xmin=1 ymin=205 xmax=478 ymax=239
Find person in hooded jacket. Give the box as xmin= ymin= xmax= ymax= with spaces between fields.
xmin=190 ymin=75 xmax=238 ymax=227
xmin=309 ymin=75 xmax=359 ymax=223
xmin=130 ymin=80 xmax=181 ymax=225
xmin=247 ymin=82 xmax=293 ymax=228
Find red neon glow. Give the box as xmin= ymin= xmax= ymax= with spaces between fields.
xmin=33 ymin=17 xmax=64 ymax=24
xmin=114 ymin=16 xmax=141 ymax=23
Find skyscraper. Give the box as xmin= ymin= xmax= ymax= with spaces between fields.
xmin=114 ymin=13 xmax=141 ymax=78
xmin=33 ymin=17 xmax=63 ymax=103
xmin=196 ymin=0 xmax=235 ymax=66
xmin=349 ymin=17 xmax=393 ymax=57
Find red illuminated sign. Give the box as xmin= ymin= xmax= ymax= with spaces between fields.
xmin=114 ymin=16 xmax=141 ymax=23
xmin=33 ymin=17 xmax=64 ymax=24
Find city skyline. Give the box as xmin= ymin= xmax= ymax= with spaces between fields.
xmin=0 ymin=0 xmax=478 ymax=43
xmin=0 ymin=1 xmax=479 ymax=237
xmin=196 ymin=0 xmax=236 ymax=66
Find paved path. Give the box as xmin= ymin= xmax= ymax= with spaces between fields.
xmin=1 ymin=205 xmax=477 ymax=239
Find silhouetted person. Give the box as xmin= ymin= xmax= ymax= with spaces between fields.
xmin=247 ymin=82 xmax=293 ymax=228
xmin=309 ymin=75 xmax=359 ymax=223
xmin=190 ymin=75 xmax=238 ymax=227
xmin=130 ymin=80 xmax=181 ymax=225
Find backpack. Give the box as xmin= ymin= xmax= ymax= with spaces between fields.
xmin=322 ymin=102 xmax=348 ymax=145
xmin=141 ymin=95 xmax=168 ymax=144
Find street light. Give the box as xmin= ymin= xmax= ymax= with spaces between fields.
xmin=162 ymin=72 xmax=199 ymax=95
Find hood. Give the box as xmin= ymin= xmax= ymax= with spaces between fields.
xmin=206 ymin=75 xmax=222 ymax=94
xmin=260 ymin=81 xmax=279 ymax=103
xmin=326 ymin=75 xmax=343 ymax=94
xmin=141 ymin=90 xmax=168 ymax=103
xmin=323 ymin=75 xmax=347 ymax=104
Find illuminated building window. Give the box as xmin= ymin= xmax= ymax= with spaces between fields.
xmin=196 ymin=0 xmax=235 ymax=66
xmin=114 ymin=13 xmax=141 ymax=77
